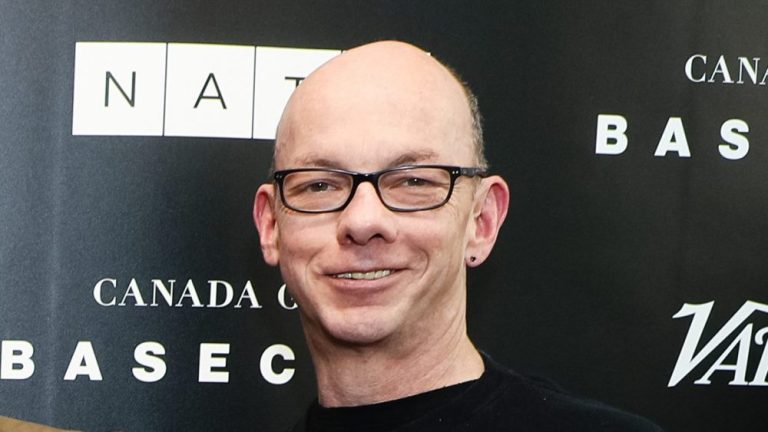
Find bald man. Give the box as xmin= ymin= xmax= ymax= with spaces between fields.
xmin=254 ymin=41 xmax=662 ymax=432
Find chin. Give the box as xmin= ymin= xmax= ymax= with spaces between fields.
xmin=322 ymin=310 xmax=398 ymax=346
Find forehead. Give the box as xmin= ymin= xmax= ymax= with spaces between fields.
xmin=274 ymin=42 xmax=475 ymax=170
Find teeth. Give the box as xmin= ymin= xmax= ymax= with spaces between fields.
xmin=334 ymin=270 xmax=392 ymax=280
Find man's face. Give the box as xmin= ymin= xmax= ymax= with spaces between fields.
xmin=257 ymin=43 xmax=482 ymax=349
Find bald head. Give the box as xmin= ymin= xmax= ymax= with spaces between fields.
xmin=274 ymin=41 xmax=486 ymax=170
xmin=254 ymin=41 xmax=510 ymax=377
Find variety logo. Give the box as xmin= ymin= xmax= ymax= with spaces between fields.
xmin=669 ymin=301 xmax=768 ymax=387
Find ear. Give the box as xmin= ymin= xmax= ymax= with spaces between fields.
xmin=465 ymin=175 xmax=509 ymax=267
xmin=254 ymin=184 xmax=280 ymax=266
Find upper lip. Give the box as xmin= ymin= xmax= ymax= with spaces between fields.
xmin=325 ymin=265 xmax=400 ymax=274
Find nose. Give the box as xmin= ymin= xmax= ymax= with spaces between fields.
xmin=336 ymin=181 xmax=397 ymax=246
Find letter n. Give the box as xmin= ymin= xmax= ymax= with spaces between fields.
xmin=105 ymin=71 xmax=136 ymax=107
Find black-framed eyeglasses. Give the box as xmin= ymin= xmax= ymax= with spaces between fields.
xmin=272 ymin=165 xmax=487 ymax=213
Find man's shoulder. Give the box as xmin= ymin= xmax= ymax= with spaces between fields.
xmin=517 ymin=374 xmax=663 ymax=431
xmin=287 ymin=355 xmax=665 ymax=432
xmin=483 ymin=355 xmax=664 ymax=432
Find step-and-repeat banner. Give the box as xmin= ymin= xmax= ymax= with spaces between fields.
xmin=2 ymin=1 xmax=767 ymax=431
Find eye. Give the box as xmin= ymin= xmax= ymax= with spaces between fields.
xmin=403 ymin=177 xmax=431 ymax=187
xmin=307 ymin=182 xmax=330 ymax=192
xmin=383 ymin=169 xmax=445 ymax=189
xmin=297 ymin=177 xmax=346 ymax=193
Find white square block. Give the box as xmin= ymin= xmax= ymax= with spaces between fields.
xmin=164 ymin=43 xmax=255 ymax=139
xmin=252 ymin=46 xmax=341 ymax=140
xmin=72 ymin=42 xmax=167 ymax=136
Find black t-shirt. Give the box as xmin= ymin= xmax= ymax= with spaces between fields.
xmin=289 ymin=354 xmax=663 ymax=432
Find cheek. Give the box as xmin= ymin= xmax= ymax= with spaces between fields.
xmin=276 ymin=215 xmax=332 ymax=278
xmin=408 ymin=213 xmax=469 ymax=263
xmin=276 ymin=222 xmax=328 ymax=313
xmin=278 ymin=212 xmax=331 ymax=250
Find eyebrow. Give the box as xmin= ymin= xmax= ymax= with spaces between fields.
xmin=390 ymin=150 xmax=440 ymax=167
xmin=290 ymin=149 xmax=440 ymax=171
xmin=291 ymin=155 xmax=340 ymax=169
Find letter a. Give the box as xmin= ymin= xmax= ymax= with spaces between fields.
xmin=194 ymin=73 xmax=227 ymax=109
xmin=654 ymin=117 xmax=691 ymax=157
xmin=694 ymin=324 xmax=753 ymax=385
xmin=64 ymin=341 xmax=103 ymax=381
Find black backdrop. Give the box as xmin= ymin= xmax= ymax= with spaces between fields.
xmin=2 ymin=1 xmax=768 ymax=431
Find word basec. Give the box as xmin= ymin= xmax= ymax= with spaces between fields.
xmin=0 ymin=340 xmax=296 ymax=385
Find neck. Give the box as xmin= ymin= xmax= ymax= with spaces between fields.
xmin=306 ymin=316 xmax=484 ymax=407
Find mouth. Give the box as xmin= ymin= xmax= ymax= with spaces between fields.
xmin=331 ymin=269 xmax=393 ymax=281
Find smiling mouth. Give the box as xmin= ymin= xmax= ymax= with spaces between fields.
xmin=332 ymin=269 xmax=393 ymax=280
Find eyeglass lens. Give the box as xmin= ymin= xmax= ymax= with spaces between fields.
xmin=281 ymin=167 xmax=453 ymax=212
